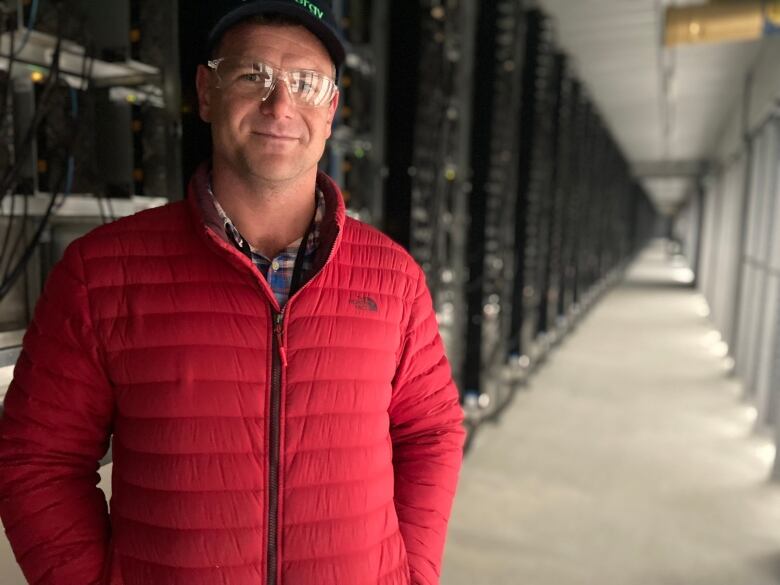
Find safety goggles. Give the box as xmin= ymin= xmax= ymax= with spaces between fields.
xmin=207 ymin=57 xmax=338 ymax=108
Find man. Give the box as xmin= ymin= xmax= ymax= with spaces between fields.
xmin=0 ymin=1 xmax=465 ymax=584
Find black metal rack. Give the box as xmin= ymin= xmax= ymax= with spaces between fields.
xmin=464 ymin=0 xmax=527 ymax=402
xmin=459 ymin=4 xmax=657 ymax=422
xmin=385 ymin=1 xmax=477 ymax=389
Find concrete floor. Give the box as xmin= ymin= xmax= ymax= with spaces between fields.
xmin=442 ymin=241 xmax=780 ymax=585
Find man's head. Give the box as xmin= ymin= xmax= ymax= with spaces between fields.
xmin=197 ymin=1 xmax=346 ymax=189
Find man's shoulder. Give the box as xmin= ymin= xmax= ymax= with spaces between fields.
xmin=70 ymin=200 xmax=191 ymax=253
xmin=340 ymin=217 xmax=424 ymax=281
xmin=341 ymin=217 xmax=411 ymax=258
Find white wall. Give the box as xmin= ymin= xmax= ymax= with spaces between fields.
xmin=714 ymin=39 xmax=780 ymax=163
xmin=696 ymin=38 xmax=780 ymax=461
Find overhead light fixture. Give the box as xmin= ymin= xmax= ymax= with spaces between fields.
xmin=665 ymin=0 xmax=780 ymax=47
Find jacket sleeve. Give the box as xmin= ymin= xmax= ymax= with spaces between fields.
xmin=0 ymin=242 xmax=113 ymax=585
xmin=389 ymin=266 xmax=465 ymax=585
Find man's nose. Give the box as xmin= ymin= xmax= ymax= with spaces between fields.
xmin=260 ymin=79 xmax=295 ymax=117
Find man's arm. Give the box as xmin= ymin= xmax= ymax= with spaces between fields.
xmin=0 ymin=242 xmax=113 ymax=585
xmin=389 ymin=266 xmax=466 ymax=585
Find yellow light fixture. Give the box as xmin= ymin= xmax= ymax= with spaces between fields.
xmin=30 ymin=70 xmax=45 ymax=83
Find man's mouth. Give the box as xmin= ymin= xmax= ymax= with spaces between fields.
xmin=253 ymin=131 xmax=298 ymax=141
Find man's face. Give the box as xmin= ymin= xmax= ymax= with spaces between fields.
xmin=196 ymin=22 xmax=339 ymax=188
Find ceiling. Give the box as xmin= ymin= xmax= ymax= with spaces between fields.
xmin=534 ymin=0 xmax=764 ymax=214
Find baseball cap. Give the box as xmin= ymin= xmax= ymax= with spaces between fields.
xmin=207 ymin=0 xmax=347 ymax=71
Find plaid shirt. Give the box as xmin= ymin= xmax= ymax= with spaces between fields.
xmin=209 ymin=184 xmax=325 ymax=308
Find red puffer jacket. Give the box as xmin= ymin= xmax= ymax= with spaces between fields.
xmin=0 ymin=167 xmax=465 ymax=585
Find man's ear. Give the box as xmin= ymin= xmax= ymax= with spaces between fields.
xmin=195 ymin=64 xmax=214 ymax=123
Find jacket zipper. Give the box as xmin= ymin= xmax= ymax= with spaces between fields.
xmin=268 ymin=310 xmax=286 ymax=585
xmin=265 ymin=229 xmax=340 ymax=585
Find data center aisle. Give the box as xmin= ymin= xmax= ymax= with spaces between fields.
xmin=442 ymin=240 xmax=780 ymax=585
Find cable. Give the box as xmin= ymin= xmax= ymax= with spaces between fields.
xmin=3 ymin=185 xmax=27 ymax=280
xmin=63 ymin=87 xmax=77 ymax=196
xmin=0 ymin=3 xmax=72 ymax=298
xmin=0 ymin=3 xmax=23 ymax=260
xmin=0 ymin=13 xmax=16 ymax=138
xmin=103 ymin=193 xmax=116 ymax=223
xmin=72 ymin=43 xmax=116 ymax=225
xmin=0 ymin=120 xmax=72 ymax=296
xmin=0 ymin=30 xmax=63 ymax=201
xmin=0 ymin=177 xmax=17 ymax=279
xmin=0 ymin=170 xmax=61 ymax=298
xmin=2 ymin=29 xmax=85 ymax=284
xmin=17 ymin=0 xmax=43 ymax=325
xmin=12 ymin=0 xmax=40 ymax=57
xmin=0 ymin=27 xmax=62 ymax=276
xmin=60 ymin=45 xmax=89 ymax=201
xmin=0 ymin=0 xmax=40 ymax=132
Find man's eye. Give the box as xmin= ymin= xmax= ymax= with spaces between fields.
xmin=293 ymin=73 xmax=317 ymax=92
xmin=238 ymin=73 xmax=269 ymax=83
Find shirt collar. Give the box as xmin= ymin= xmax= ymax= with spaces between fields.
xmin=207 ymin=178 xmax=324 ymax=260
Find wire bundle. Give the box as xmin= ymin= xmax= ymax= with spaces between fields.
xmin=0 ymin=0 xmax=91 ymax=302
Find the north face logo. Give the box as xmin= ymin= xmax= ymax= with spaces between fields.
xmin=350 ymin=296 xmax=378 ymax=312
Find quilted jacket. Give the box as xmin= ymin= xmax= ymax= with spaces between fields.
xmin=0 ymin=166 xmax=465 ymax=585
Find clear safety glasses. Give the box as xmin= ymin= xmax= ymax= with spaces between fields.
xmin=207 ymin=58 xmax=338 ymax=108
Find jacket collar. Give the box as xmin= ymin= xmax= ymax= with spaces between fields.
xmin=185 ymin=161 xmax=346 ymax=275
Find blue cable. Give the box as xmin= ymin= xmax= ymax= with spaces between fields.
xmin=63 ymin=86 xmax=77 ymax=197
xmin=64 ymin=155 xmax=74 ymax=196
xmin=12 ymin=0 xmax=40 ymax=58
xmin=69 ymin=85 xmax=77 ymax=117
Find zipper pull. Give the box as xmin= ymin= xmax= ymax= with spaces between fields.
xmin=274 ymin=313 xmax=288 ymax=368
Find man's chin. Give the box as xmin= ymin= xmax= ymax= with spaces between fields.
xmin=242 ymin=161 xmax=303 ymax=185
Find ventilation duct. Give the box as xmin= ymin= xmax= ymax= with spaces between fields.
xmin=665 ymin=0 xmax=780 ymax=46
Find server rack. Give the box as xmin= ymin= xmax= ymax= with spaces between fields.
xmin=509 ymin=8 xmax=557 ymax=364
xmin=463 ymin=0 xmax=526 ymax=405
xmin=133 ymin=0 xmax=182 ymax=200
xmin=577 ymin=112 xmax=603 ymax=297
xmin=536 ymin=51 xmax=566 ymax=339
xmin=549 ymin=67 xmax=578 ymax=326
xmin=558 ymin=80 xmax=586 ymax=318
xmin=460 ymin=3 xmax=658 ymax=422
xmin=385 ymin=1 xmax=477 ymax=390
xmin=326 ymin=0 xmax=388 ymax=225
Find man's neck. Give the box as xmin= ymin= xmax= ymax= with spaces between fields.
xmin=211 ymin=167 xmax=317 ymax=260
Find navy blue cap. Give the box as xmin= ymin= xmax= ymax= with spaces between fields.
xmin=207 ymin=0 xmax=347 ymax=70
